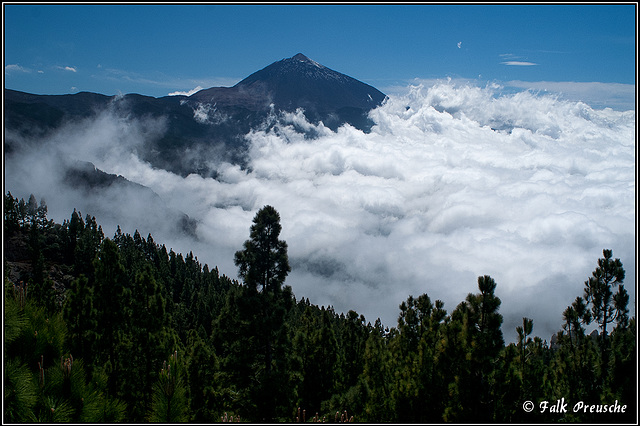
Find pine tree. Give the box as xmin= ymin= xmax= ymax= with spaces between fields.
xmin=63 ymin=275 xmax=98 ymax=372
xmin=185 ymin=330 xmax=222 ymax=422
xmin=392 ymin=293 xmax=447 ymax=422
xmin=149 ymin=351 xmax=187 ymax=422
xmin=516 ymin=317 xmax=533 ymax=393
xmin=66 ymin=209 xmax=83 ymax=263
xmin=4 ymin=192 xmax=21 ymax=235
xmin=442 ymin=276 xmax=503 ymax=422
xmin=91 ymin=238 xmax=131 ymax=397
xmin=359 ymin=319 xmax=392 ymax=422
xmin=583 ymin=249 xmax=627 ymax=340
xmin=234 ymin=205 xmax=290 ymax=294
xmin=582 ymin=249 xmax=628 ymax=391
xmin=122 ymin=264 xmax=172 ymax=420
xmin=293 ymin=306 xmax=338 ymax=414
xmin=222 ymin=205 xmax=294 ymax=421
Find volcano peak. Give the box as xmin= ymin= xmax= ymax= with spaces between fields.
xmin=292 ymin=52 xmax=310 ymax=61
xmin=290 ymin=53 xmax=322 ymax=67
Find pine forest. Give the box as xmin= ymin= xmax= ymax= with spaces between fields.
xmin=3 ymin=192 xmax=636 ymax=423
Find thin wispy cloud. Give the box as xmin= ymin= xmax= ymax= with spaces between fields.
xmin=58 ymin=66 xmax=77 ymax=72
xmin=5 ymin=64 xmax=30 ymax=73
xmin=97 ymin=66 xmax=240 ymax=95
xmin=501 ymin=61 xmax=538 ymax=66
xmin=499 ymin=53 xmax=538 ymax=66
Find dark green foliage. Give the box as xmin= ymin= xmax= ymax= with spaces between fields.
xmin=4 ymin=358 xmax=39 ymax=423
xmin=584 ymin=249 xmax=627 ymax=339
xmin=149 ymin=351 xmax=188 ymax=422
xmin=234 ymin=205 xmax=291 ymax=293
xmin=217 ymin=205 xmax=296 ymax=421
xmin=74 ymin=214 xmax=104 ymax=281
xmin=604 ymin=318 xmax=637 ymax=422
xmin=391 ymin=293 xmax=447 ymax=422
xmin=4 ymin=275 xmax=126 ymax=423
xmin=293 ymin=306 xmax=339 ymax=414
xmin=3 ymin=193 xmax=637 ymax=422
xmin=4 ymin=191 xmax=21 ymax=236
xmin=439 ymin=276 xmax=504 ymax=422
xmin=184 ymin=330 xmax=222 ymax=422
xmin=63 ymin=275 xmax=98 ymax=369
xmin=359 ymin=320 xmax=393 ymax=422
xmin=4 ymin=282 xmax=39 ymax=422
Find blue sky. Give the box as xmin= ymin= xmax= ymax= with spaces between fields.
xmin=3 ymin=3 xmax=637 ymax=105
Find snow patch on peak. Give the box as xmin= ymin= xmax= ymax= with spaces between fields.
xmin=291 ymin=53 xmax=323 ymax=68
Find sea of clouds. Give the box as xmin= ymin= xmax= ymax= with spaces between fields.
xmin=5 ymin=80 xmax=636 ymax=342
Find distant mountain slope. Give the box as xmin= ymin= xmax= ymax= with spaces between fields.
xmin=4 ymin=54 xmax=386 ymax=177
xmin=63 ymin=160 xmax=198 ymax=238
xmin=4 ymin=90 xmax=112 ymax=139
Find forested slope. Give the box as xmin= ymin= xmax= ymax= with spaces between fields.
xmin=3 ymin=192 xmax=636 ymax=422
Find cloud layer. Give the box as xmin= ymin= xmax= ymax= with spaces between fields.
xmin=5 ymin=81 xmax=635 ymax=342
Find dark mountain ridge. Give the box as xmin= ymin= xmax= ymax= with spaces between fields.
xmin=4 ymin=54 xmax=386 ymax=177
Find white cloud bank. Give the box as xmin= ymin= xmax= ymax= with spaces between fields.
xmin=5 ymin=81 xmax=635 ymax=342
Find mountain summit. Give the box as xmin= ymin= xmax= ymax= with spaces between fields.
xmin=191 ymin=53 xmax=386 ymax=129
